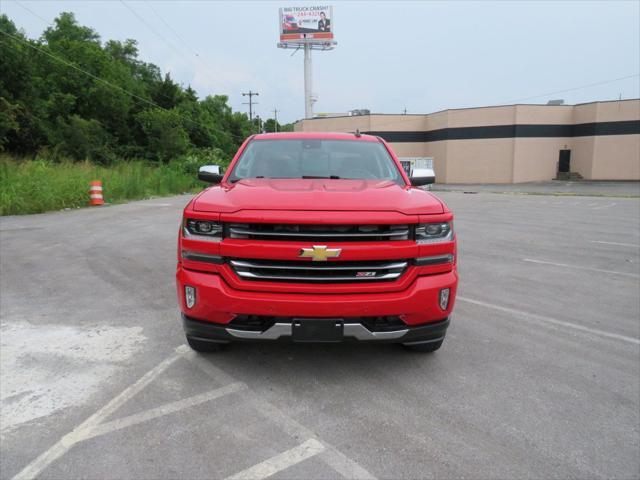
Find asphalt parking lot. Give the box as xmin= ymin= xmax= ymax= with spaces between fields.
xmin=1 ymin=190 xmax=639 ymax=479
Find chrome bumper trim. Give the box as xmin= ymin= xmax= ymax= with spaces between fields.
xmin=343 ymin=323 xmax=408 ymax=340
xmin=229 ymin=258 xmax=408 ymax=282
xmin=225 ymin=322 xmax=408 ymax=341
xmin=230 ymin=260 xmax=408 ymax=271
xmin=226 ymin=323 xmax=292 ymax=340
xmin=234 ymin=271 xmax=403 ymax=282
xmin=229 ymin=227 xmax=410 ymax=240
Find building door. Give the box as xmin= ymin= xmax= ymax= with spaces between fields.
xmin=558 ymin=149 xmax=571 ymax=173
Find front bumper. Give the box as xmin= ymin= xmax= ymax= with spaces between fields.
xmin=177 ymin=265 xmax=457 ymax=332
xmin=183 ymin=314 xmax=450 ymax=345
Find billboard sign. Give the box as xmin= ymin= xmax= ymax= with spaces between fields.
xmin=279 ymin=6 xmax=334 ymax=44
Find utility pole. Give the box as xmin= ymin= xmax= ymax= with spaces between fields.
xmin=242 ymin=90 xmax=259 ymax=124
xmin=272 ymin=107 xmax=279 ymax=132
xmin=403 ymin=107 xmax=407 ymax=115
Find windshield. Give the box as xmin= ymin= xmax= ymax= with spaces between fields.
xmin=228 ymin=139 xmax=404 ymax=184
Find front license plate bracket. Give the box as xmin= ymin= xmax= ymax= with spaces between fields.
xmin=292 ymin=319 xmax=344 ymax=342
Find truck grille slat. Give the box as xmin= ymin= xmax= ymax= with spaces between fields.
xmin=230 ymin=260 xmax=408 ymax=271
xmin=229 ymin=228 xmax=410 ymax=238
xmin=229 ymin=224 xmax=410 ymax=242
xmin=229 ymin=259 xmax=408 ymax=283
xmin=235 ymin=271 xmax=403 ymax=282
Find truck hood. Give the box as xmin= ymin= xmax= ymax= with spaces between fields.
xmin=192 ymin=178 xmax=444 ymax=215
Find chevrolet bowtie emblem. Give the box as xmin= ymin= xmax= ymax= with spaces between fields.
xmin=299 ymin=245 xmax=342 ymax=262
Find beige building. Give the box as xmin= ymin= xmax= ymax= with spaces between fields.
xmin=295 ymin=99 xmax=640 ymax=183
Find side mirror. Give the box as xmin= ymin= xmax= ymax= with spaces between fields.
xmin=410 ymin=168 xmax=435 ymax=186
xmin=198 ymin=165 xmax=223 ymax=184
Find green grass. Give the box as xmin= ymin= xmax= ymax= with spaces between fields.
xmin=0 ymin=156 xmax=205 ymax=215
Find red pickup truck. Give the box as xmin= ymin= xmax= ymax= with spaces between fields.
xmin=176 ymin=132 xmax=457 ymax=352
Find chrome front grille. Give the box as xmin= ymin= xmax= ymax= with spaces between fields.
xmin=228 ymin=223 xmax=410 ymax=242
xmin=229 ymin=259 xmax=409 ymax=283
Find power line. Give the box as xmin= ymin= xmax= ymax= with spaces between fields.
xmin=13 ymin=1 xmax=51 ymax=25
xmin=141 ymin=0 xmax=227 ymax=83
xmin=118 ymin=0 xmax=184 ymax=58
xmin=121 ymin=0 xmax=238 ymax=99
xmin=0 ymin=29 xmax=159 ymax=109
xmin=353 ymin=73 xmax=640 ymax=131
xmin=502 ymin=74 xmax=640 ymax=104
xmin=0 ymin=28 xmax=231 ymax=138
xmin=6 ymin=7 xmax=636 ymax=131
xmin=3 ymin=6 xmax=254 ymax=142
xmin=11 ymin=1 xmax=182 ymax=107
xmin=143 ymin=0 xmax=200 ymax=58
xmin=7 ymin=4 xmax=267 ymax=135
xmin=143 ymin=0 xmax=276 ymax=99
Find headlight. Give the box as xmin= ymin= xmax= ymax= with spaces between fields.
xmin=415 ymin=222 xmax=453 ymax=244
xmin=184 ymin=219 xmax=223 ymax=240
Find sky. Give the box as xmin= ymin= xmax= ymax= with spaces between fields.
xmin=1 ymin=0 xmax=639 ymax=123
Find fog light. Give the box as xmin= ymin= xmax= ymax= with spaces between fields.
xmin=439 ymin=288 xmax=450 ymax=310
xmin=185 ymin=286 xmax=196 ymax=309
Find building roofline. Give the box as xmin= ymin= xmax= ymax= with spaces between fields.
xmin=573 ymin=98 xmax=639 ymax=106
xmin=296 ymin=98 xmax=640 ymax=122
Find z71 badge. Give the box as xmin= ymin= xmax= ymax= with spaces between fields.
xmin=356 ymin=271 xmax=377 ymax=277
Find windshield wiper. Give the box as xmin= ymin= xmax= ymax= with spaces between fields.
xmin=231 ymin=175 xmax=341 ymax=182
xmin=301 ymin=175 xmax=340 ymax=179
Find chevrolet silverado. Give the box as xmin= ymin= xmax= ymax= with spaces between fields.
xmin=176 ymin=132 xmax=457 ymax=352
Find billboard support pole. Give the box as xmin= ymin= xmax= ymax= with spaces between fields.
xmin=303 ymin=43 xmax=313 ymax=119
xmin=278 ymin=7 xmax=336 ymax=120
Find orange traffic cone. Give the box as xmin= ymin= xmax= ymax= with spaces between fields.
xmin=89 ymin=180 xmax=104 ymax=206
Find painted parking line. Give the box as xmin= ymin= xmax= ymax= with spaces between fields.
xmin=591 ymin=240 xmax=639 ymax=248
xmin=458 ymin=296 xmax=640 ymax=345
xmin=592 ymin=202 xmax=617 ymax=210
xmin=12 ymin=346 xmax=189 ymax=480
xmin=84 ymin=382 xmax=246 ymax=441
xmin=181 ymin=350 xmax=377 ymax=480
xmin=225 ymin=439 xmax=325 ymax=480
xmin=522 ymin=258 xmax=640 ymax=279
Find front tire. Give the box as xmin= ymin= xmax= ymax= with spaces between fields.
xmin=402 ymin=339 xmax=444 ymax=353
xmin=186 ymin=336 xmax=226 ymax=353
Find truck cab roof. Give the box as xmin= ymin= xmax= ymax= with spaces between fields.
xmin=252 ymin=132 xmax=380 ymax=142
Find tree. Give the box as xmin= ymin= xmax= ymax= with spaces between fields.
xmin=151 ymin=73 xmax=182 ymax=110
xmin=0 ymin=15 xmax=48 ymax=153
xmin=43 ymin=12 xmax=99 ymax=45
xmin=54 ymin=115 xmax=113 ymax=163
xmin=0 ymin=98 xmax=18 ymax=150
xmin=263 ymin=118 xmax=277 ymax=133
xmin=137 ymin=108 xmax=189 ymax=162
xmin=0 ymin=12 xmax=253 ymax=162
xmin=263 ymin=118 xmax=295 ymax=133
